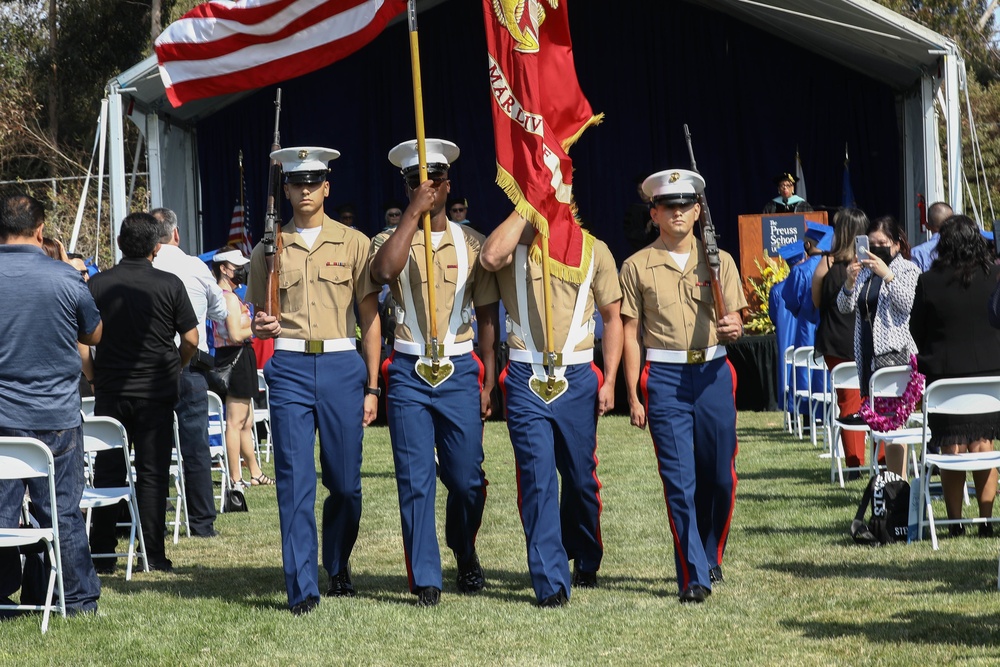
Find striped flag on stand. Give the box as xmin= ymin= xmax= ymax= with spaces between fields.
xmin=227 ymin=201 xmax=252 ymax=256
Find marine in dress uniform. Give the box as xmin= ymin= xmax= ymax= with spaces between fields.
xmin=369 ymin=139 xmax=500 ymax=607
xmin=247 ymin=147 xmax=382 ymax=616
xmin=480 ymin=212 xmax=623 ymax=607
xmin=763 ymin=172 xmax=813 ymax=214
xmin=620 ymin=169 xmax=747 ymax=604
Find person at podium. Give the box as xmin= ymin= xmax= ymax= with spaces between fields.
xmin=763 ymin=172 xmax=813 ymax=214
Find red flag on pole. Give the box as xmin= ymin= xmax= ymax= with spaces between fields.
xmin=482 ymin=0 xmax=601 ymax=283
xmin=228 ymin=202 xmax=252 ymax=256
xmin=154 ymin=0 xmax=406 ymax=107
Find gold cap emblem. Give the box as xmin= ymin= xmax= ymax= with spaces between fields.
xmin=297 ymin=149 xmax=309 ymax=159
xmin=669 ymin=172 xmax=680 ymax=183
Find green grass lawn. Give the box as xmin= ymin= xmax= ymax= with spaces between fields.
xmin=4 ymin=412 xmax=1000 ymax=666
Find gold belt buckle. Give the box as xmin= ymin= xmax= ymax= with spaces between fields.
xmin=687 ymin=349 xmax=706 ymax=364
xmin=305 ymin=340 xmax=324 ymax=354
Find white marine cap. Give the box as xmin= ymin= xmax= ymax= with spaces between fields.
xmin=642 ymin=168 xmax=706 ymax=205
xmin=387 ymin=138 xmax=460 ymax=175
xmin=212 ymin=249 xmax=249 ymax=266
xmin=270 ymin=146 xmax=341 ymax=184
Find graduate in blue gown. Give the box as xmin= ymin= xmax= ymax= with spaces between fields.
xmin=770 ymin=241 xmax=806 ymax=412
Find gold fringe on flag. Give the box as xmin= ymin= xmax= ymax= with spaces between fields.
xmin=495 ymin=164 xmax=594 ymax=284
xmin=560 ymin=112 xmax=604 ymax=153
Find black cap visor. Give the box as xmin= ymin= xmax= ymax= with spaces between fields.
xmin=652 ymin=194 xmax=698 ymax=207
xmin=285 ymin=170 xmax=328 ymax=185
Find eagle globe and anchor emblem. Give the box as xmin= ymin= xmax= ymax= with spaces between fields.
xmin=492 ymin=0 xmax=559 ymax=53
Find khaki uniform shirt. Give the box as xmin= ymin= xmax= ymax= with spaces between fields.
xmin=246 ymin=217 xmax=378 ymax=340
xmin=620 ymin=238 xmax=747 ymax=350
xmin=370 ymin=224 xmax=499 ymax=345
xmin=497 ymin=237 xmax=622 ymax=354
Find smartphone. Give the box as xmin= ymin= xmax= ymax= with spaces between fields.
xmin=854 ymin=235 xmax=870 ymax=260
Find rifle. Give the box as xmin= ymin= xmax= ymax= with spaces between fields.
xmin=262 ymin=88 xmax=283 ymax=320
xmin=683 ymin=123 xmax=728 ymax=320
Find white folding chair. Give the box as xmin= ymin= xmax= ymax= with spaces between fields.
xmin=867 ymin=366 xmax=924 ymax=480
xmin=782 ymin=345 xmax=795 ymax=433
xmin=207 ymin=391 xmax=233 ymax=512
xmin=828 ymin=362 xmax=870 ymax=487
xmin=0 ymin=437 xmax=65 ymax=633
xmin=80 ymin=416 xmax=148 ymax=579
xmin=168 ymin=414 xmax=190 ymax=543
xmin=806 ymin=350 xmax=832 ymax=449
xmin=791 ymin=347 xmax=814 ymax=439
xmin=916 ymin=376 xmax=1000 ymax=550
xmin=254 ymin=370 xmax=272 ymax=464
xmin=80 ymin=397 xmax=95 ymax=418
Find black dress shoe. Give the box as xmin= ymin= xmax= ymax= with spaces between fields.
xmin=538 ymin=590 xmax=568 ymax=608
xmin=415 ymin=586 xmax=441 ymax=607
xmin=980 ymin=523 xmax=994 ymax=538
xmin=572 ymin=565 xmax=598 ymax=589
xmin=949 ymin=524 xmax=966 ymax=538
xmin=456 ymin=552 xmax=485 ymax=593
xmin=838 ymin=413 xmax=867 ymax=426
xmin=326 ymin=565 xmax=356 ymax=597
xmin=290 ymin=597 xmax=319 ymax=616
xmin=148 ymin=559 xmax=174 ymax=573
xmin=708 ymin=566 xmax=724 ymax=584
xmin=679 ymin=585 xmax=710 ymax=604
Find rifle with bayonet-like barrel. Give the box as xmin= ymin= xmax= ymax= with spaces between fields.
xmin=262 ymin=88 xmax=283 ymax=319
xmin=683 ymin=123 xmax=728 ymax=320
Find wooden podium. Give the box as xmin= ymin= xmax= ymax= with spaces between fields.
xmin=738 ymin=211 xmax=829 ymax=294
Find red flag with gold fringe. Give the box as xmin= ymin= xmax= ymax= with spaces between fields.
xmin=482 ymin=0 xmax=601 ymax=283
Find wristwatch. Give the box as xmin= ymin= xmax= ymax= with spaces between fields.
xmin=364 ymin=386 xmax=382 ymax=397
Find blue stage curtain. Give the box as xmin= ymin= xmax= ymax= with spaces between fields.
xmin=196 ymin=0 xmax=900 ymax=266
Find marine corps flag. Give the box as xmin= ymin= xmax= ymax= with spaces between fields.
xmin=482 ymin=0 xmax=601 ymax=283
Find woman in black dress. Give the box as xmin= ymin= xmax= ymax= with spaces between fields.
xmin=910 ymin=215 xmax=1000 ymax=536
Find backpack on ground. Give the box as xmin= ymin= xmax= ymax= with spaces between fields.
xmin=850 ymin=471 xmax=910 ymax=546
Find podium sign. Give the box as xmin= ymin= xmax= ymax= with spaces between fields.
xmin=738 ymin=211 xmax=829 ymax=298
xmin=762 ymin=214 xmax=805 ymax=257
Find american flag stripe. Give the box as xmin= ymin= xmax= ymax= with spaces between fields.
xmin=155 ymin=0 xmax=405 ymax=107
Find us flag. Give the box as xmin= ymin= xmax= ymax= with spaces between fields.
xmin=227 ymin=201 xmax=252 ymax=256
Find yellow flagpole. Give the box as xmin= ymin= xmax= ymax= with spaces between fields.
xmin=407 ymin=0 xmax=439 ymax=363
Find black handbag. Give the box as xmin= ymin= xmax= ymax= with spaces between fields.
xmin=222 ymin=486 xmax=248 ymax=513
xmin=206 ymin=347 xmax=243 ymax=396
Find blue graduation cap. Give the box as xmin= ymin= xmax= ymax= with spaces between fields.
xmin=776 ymin=240 xmax=806 ymax=266
xmin=804 ymin=223 xmax=834 ymax=252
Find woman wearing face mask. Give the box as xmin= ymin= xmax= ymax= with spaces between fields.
xmin=212 ymin=246 xmax=272 ymax=488
xmin=837 ymin=215 xmax=920 ymax=478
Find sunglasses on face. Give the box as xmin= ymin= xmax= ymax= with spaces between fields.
xmin=450 ymin=206 xmax=467 ymax=213
xmin=387 ymin=211 xmax=402 ymax=217
xmin=405 ymin=174 xmax=447 ymax=189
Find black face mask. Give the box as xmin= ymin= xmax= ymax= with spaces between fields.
xmin=232 ymin=266 xmax=248 ymax=285
xmin=869 ymin=245 xmax=894 ymax=264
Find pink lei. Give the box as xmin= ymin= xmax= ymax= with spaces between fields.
xmin=859 ymin=355 xmax=925 ymax=432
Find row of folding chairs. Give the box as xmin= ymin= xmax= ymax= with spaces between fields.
xmin=823 ymin=363 xmax=1000 ymax=557
xmin=783 ymin=345 xmax=834 ymax=449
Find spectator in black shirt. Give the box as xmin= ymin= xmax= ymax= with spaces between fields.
xmin=88 ymin=212 xmax=199 ymax=573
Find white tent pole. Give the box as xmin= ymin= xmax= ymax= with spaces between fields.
xmin=943 ymin=49 xmax=963 ymax=213
xmin=963 ymin=78 xmax=994 ymax=221
xmin=107 ymin=84 xmax=128 ymax=264
xmin=69 ymin=101 xmax=106 ymax=254
xmin=95 ymin=94 xmax=109 ymax=264
xmin=127 ymin=132 xmax=144 ymax=210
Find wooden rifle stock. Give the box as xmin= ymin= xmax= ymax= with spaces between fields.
xmin=263 ymin=89 xmax=283 ymax=320
xmin=683 ymin=124 xmax=728 ymax=320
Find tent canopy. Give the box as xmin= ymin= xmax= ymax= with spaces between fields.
xmin=108 ymin=0 xmax=962 ymax=262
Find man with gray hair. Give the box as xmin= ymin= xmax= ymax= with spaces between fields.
xmin=911 ymin=201 xmax=954 ymax=272
xmin=152 ymin=207 xmax=229 ymax=537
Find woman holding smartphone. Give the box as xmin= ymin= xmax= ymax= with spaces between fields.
xmin=812 ymin=208 xmax=870 ymax=474
xmin=836 ymin=215 xmax=920 ymax=477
